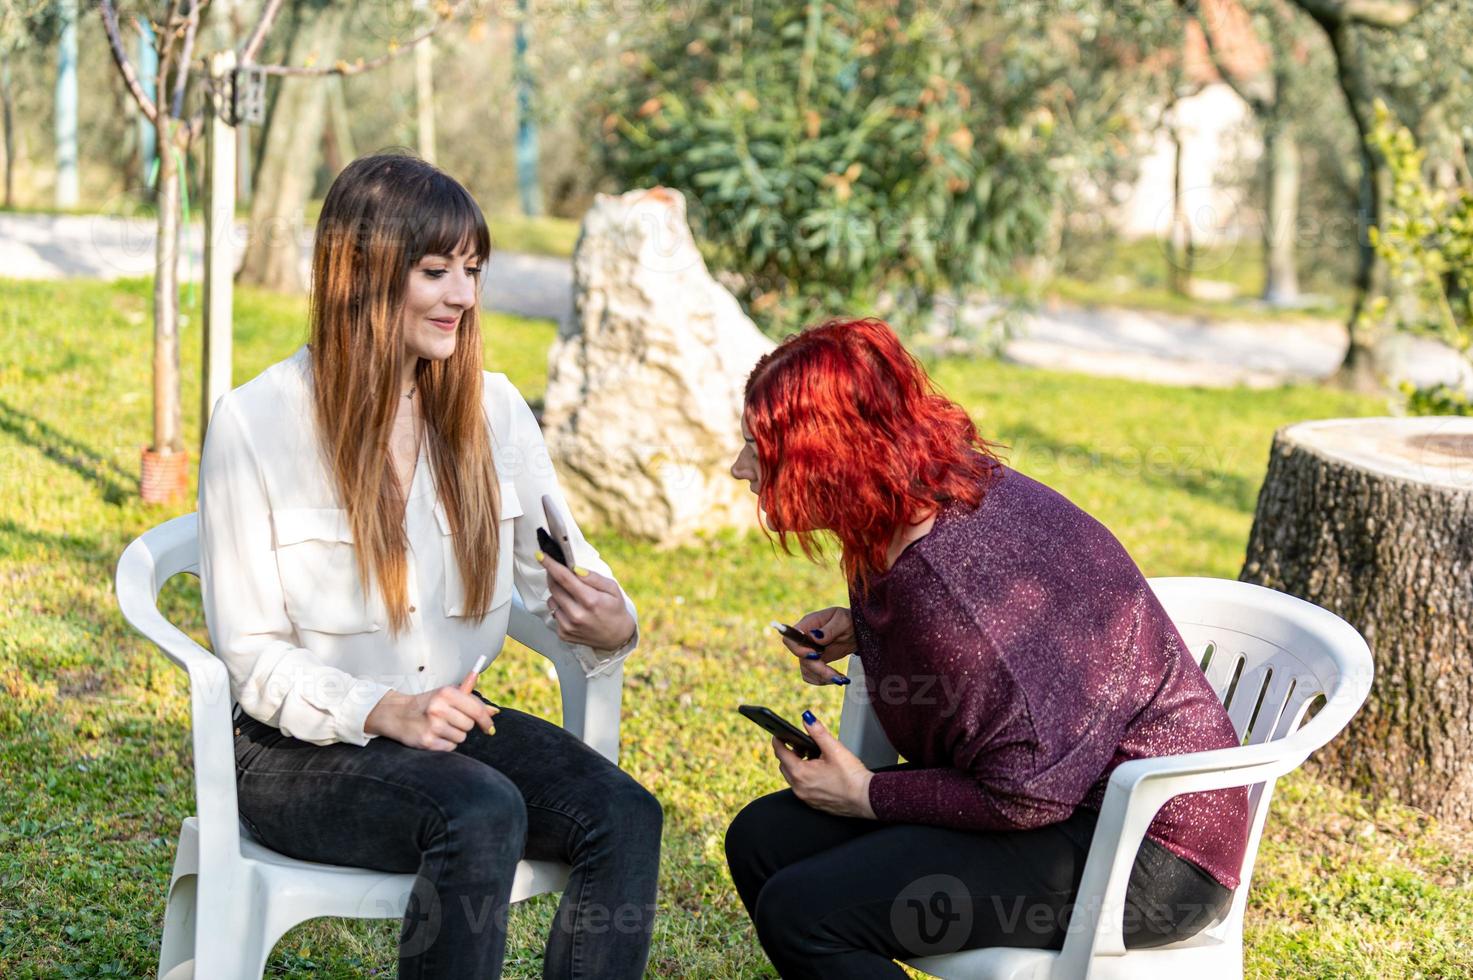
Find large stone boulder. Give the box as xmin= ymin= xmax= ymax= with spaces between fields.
xmin=543 ymin=188 xmax=775 ymax=543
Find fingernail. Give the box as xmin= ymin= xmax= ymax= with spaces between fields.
xmin=804 ymin=652 xmax=822 ymax=660
xmin=574 ymin=566 xmax=590 ymax=577
xmin=811 ymin=629 xmax=825 ymax=638
xmin=802 ymin=709 xmax=817 ymax=725
xmin=535 ymin=550 xmax=545 ymax=562
xmin=831 ymin=676 xmax=851 ymax=686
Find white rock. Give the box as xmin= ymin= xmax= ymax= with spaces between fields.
xmin=543 ymin=188 xmax=776 ymax=543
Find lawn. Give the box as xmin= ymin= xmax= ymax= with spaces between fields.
xmin=1 ymin=277 xmax=1469 ymax=978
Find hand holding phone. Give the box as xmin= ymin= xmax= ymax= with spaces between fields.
xmin=537 ymin=494 xmax=575 ymax=568
xmin=772 ymin=618 xmax=851 ymax=687
xmin=738 ymin=704 xmax=821 ymax=760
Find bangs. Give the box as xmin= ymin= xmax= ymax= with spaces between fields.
xmin=410 ymin=173 xmax=492 ymax=264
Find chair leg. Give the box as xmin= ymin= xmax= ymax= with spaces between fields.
xmin=157 ymin=873 xmax=197 ymax=979
xmin=189 ymin=874 xmax=272 ymax=980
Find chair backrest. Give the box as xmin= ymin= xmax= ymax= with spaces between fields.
xmin=1146 ymin=577 xmax=1373 ymax=901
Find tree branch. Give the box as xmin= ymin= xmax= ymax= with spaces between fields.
xmin=155 ymin=1 xmax=184 ymax=123
xmin=237 ymin=0 xmax=283 ymax=66
xmin=169 ymin=0 xmax=201 ymax=119
xmin=255 ymin=0 xmax=470 ymax=77
xmin=97 ymin=0 xmax=158 ymax=123
xmin=1185 ymin=0 xmax=1274 ymax=112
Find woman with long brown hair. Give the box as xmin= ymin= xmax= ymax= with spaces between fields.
xmin=197 ymin=153 xmax=661 ymax=978
xmin=723 ymin=318 xmax=1249 ymax=977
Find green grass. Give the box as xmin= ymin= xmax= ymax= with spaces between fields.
xmin=2 ymin=278 xmax=1468 ymax=978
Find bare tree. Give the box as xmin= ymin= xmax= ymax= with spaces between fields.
xmin=1287 ymin=0 xmax=1428 ymax=390
xmin=1186 ymin=0 xmax=1314 ymax=306
xmin=97 ymin=0 xmax=469 ymax=501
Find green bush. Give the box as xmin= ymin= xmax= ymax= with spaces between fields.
xmin=1402 ymin=382 xmax=1473 ymax=417
xmin=595 ymin=0 xmax=1059 ymax=337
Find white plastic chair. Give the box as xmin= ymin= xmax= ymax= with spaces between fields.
xmin=115 ymin=513 xmax=625 ymax=980
xmin=836 ymin=576 xmax=1373 ymax=980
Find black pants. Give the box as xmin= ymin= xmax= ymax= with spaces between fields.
xmin=725 ymin=788 xmax=1232 ymax=979
xmin=233 ymin=696 xmax=663 ymax=980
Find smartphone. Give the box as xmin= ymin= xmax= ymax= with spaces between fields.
xmin=537 ymin=495 xmax=575 ymax=568
xmin=737 ymin=704 xmax=821 ymax=760
xmin=770 ymin=620 xmax=827 ymax=651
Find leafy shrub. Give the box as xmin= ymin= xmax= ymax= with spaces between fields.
xmin=594 ymin=0 xmax=1059 ymax=337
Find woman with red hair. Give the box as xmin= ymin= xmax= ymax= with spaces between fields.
xmin=724 ymin=318 xmax=1250 ymax=977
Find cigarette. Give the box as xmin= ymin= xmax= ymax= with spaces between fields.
xmin=470 ymin=655 xmax=494 ymax=735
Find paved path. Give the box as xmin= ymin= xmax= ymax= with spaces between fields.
xmin=0 ymin=212 xmax=573 ymax=323
xmin=3 ymin=211 xmax=1466 ymax=391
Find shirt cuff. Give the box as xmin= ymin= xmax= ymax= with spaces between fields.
xmin=334 ymin=678 xmax=395 ymax=746
xmin=573 ymin=592 xmax=639 ymax=678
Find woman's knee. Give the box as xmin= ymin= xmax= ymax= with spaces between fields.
xmin=724 ymin=791 xmax=792 ymax=875
xmin=599 ymin=772 xmax=664 ymax=844
xmin=429 ymin=766 xmax=528 ymax=863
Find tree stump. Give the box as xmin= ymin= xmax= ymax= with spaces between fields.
xmin=1241 ymin=417 xmax=1473 ymax=822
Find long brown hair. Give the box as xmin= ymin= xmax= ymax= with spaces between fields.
xmin=308 ymin=152 xmax=499 ymax=636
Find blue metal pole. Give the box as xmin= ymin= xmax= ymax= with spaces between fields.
xmin=54 ymin=0 xmax=78 ymax=208
xmin=138 ymin=20 xmax=157 ymax=188
xmin=514 ymin=0 xmax=542 ymax=217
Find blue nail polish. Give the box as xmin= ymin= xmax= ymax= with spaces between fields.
xmin=802 ymin=709 xmax=817 ymax=725
xmin=804 ymin=652 xmax=822 ymax=660
xmin=832 ymin=675 xmax=851 ymax=686
xmin=811 ymin=629 xmax=825 ymax=638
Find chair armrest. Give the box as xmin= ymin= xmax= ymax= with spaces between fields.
xmin=1055 ymin=743 xmax=1305 ymax=968
xmin=115 ymin=535 xmax=241 ymax=858
xmin=507 ymin=593 xmax=623 ymax=765
xmin=836 ymin=657 xmax=899 ymax=769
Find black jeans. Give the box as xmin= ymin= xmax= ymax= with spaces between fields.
xmin=725 ymin=788 xmax=1232 ymax=979
xmin=233 ymin=695 xmax=662 ymax=979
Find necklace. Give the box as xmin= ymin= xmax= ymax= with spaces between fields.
xmin=405 ymin=383 xmax=416 ymax=400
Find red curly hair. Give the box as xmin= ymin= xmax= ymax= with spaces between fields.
xmin=743 ymin=317 xmax=1001 ymax=589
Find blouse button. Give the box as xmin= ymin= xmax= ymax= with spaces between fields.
xmin=409 ymin=605 xmax=417 ymax=613
xmin=417 ymin=665 xmax=425 ymax=672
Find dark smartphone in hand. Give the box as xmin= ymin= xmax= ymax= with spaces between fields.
xmin=738 ymin=704 xmax=821 ymax=760
xmin=537 ymin=495 xmax=574 ymax=568
xmin=770 ymin=620 xmax=827 ymax=652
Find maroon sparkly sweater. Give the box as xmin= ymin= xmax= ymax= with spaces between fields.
xmin=855 ymin=464 xmax=1250 ymax=889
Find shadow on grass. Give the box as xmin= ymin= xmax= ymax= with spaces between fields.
xmin=0 ymin=398 xmax=136 ymax=505
xmin=1002 ymin=421 xmax=1262 ymax=514
xmin=0 ymin=517 xmax=111 ymax=568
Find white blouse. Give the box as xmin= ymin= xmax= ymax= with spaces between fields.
xmin=197 ymin=345 xmax=638 ymax=746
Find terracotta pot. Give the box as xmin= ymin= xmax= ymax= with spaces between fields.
xmin=140 ymin=446 xmax=191 ymax=505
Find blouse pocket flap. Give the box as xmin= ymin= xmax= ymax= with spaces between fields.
xmin=270 ymin=508 xmax=380 ymax=634
xmin=274 ymin=507 xmax=353 ymax=547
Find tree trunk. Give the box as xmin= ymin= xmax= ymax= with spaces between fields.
xmin=1167 ymin=106 xmax=1194 ymax=297
xmin=235 ymin=4 xmax=345 ymax=292
xmin=1241 ymin=417 xmax=1473 ymax=823
xmin=152 ymin=118 xmax=182 ymax=453
xmin=1 ymin=53 xmax=13 ymax=209
xmin=1262 ymin=117 xmax=1301 ymax=305
xmin=1317 ymin=18 xmax=1391 ymax=390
